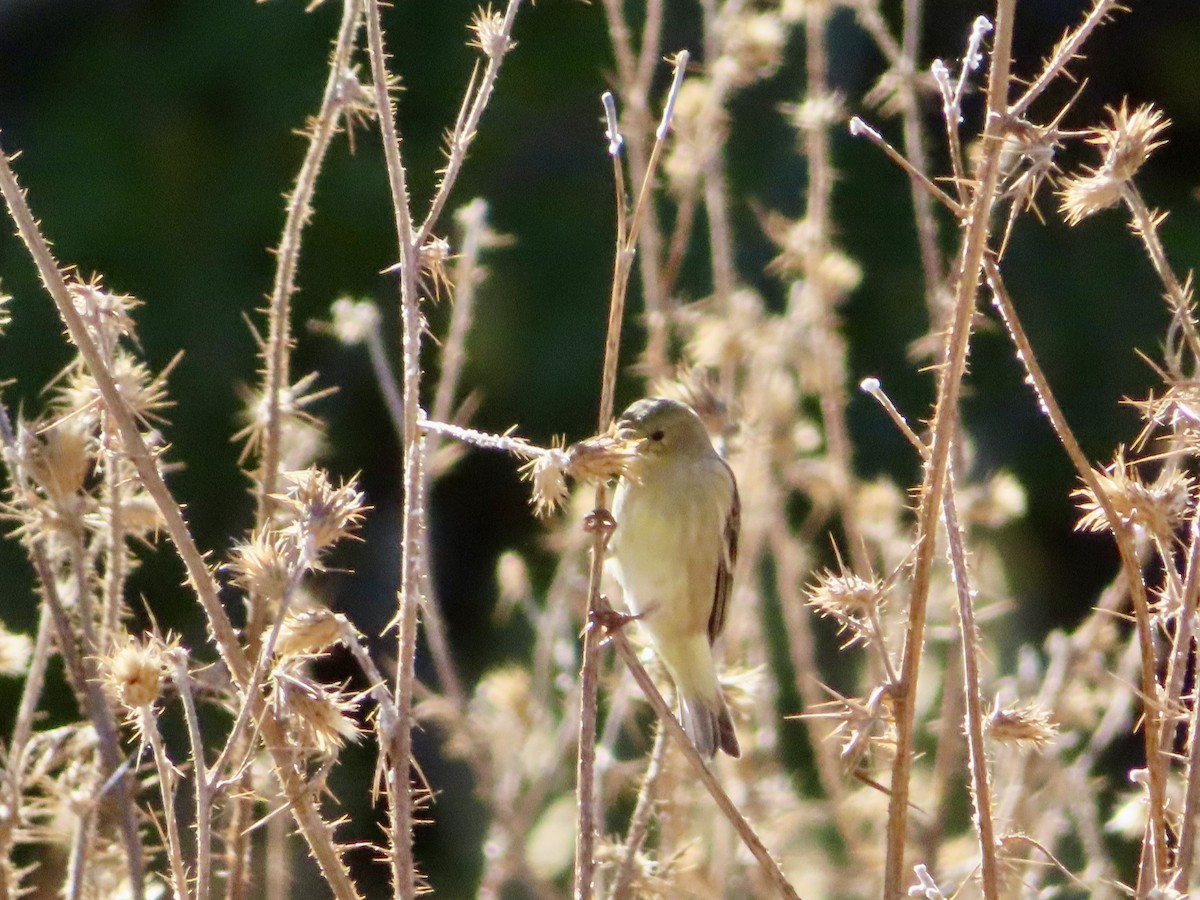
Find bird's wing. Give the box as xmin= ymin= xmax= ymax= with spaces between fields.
xmin=708 ymin=462 xmax=739 ymax=645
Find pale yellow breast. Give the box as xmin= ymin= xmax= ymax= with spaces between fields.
xmin=610 ymin=455 xmax=732 ymax=640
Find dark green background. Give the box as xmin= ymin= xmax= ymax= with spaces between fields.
xmin=0 ymin=1 xmax=1198 ymax=895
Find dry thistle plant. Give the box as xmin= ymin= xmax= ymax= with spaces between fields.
xmin=0 ymin=1 xmax=1198 ymax=898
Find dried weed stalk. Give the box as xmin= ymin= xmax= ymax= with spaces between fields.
xmin=0 ymin=0 xmax=1198 ymax=898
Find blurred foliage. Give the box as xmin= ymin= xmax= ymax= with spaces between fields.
xmin=0 ymin=1 xmax=1198 ymax=894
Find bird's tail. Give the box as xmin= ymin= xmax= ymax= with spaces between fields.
xmin=680 ymin=692 xmax=740 ymax=759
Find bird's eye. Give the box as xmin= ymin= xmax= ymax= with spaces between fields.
xmin=650 ymin=430 xmax=665 ymax=441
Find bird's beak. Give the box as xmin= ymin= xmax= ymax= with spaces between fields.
xmin=613 ymin=422 xmax=639 ymax=443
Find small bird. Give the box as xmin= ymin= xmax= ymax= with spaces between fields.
xmin=610 ymin=397 xmax=740 ymax=759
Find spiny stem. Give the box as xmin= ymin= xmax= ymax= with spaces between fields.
xmin=882 ymin=2 xmax=1016 ymax=893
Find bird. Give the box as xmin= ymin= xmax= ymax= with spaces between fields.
xmin=609 ymin=396 xmax=741 ymax=759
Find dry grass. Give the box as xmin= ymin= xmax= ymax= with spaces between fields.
xmin=0 ymin=1 xmax=1197 ymax=897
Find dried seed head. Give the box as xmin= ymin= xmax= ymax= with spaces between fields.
xmin=683 ymin=289 xmax=764 ymax=370
xmin=963 ymin=470 xmax=1027 ymax=529
xmin=664 ymin=80 xmax=723 ymax=196
xmin=468 ymin=5 xmax=513 ymax=59
xmin=332 ymin=65 xmax=376 ymax=152
xmin=101 ymin=638 xmax=165 ymax=711
xmin=566 ymin=434 xmax=637 ymax=485
xmin=275 ymin=468 xmax=367 ymax=553
xmin=806 ymin=567 xmax=887 ymax=649
xmin=1060 ymin=102 xmax=1168 ymax=224
xmin=521 ymin=444 xmax=570 ymax=517
xmin=807 ymin=569 xmax=885 ymax=618
xmin=278 ymin=416 xmax=326 ymax=472
xmin=1100 ymin=102 xmax=1169 ymax=183
xmin=786 ymin=92 xmax=843 ymax=136
xmin=18 ymin=419 xmax=92 ymax=506
xmin=724 ymin=12 xmax=786 ymax=85
xmin=1074 ymin=450 xmax=1192 ymax=539
xmin=274 ymin=607 xmax=346 ymax=659
xmin=328 ymin=297 xmax=381 ymax=346
xmin=56 ymin=351 xmax=173 ymax=429
xmin=270 ymin=669 xmax=362 ymax=757
xmin=235 ymin=371 xmax=332 ymax=464
xmin=1059 ymin=167 xmax=1124 ymax=225
xmin=0 ymin=626 xmax=32 ymax=677
xmin=495 ymin=550 xmax=532 ymax=617
xmin=68 ymin=277 xmax=140 ymax=349
xmin=419 ymin=235 xmax=454 ymax=300
xmin=110 ymin=490 xmax=166 ymax=539
xmin=228 ymin=527 xmax=295 ymax=602
xmin=471 ymin=665 xmax=534 ymax=728
xmin=986 ymin=700 xmax=1059 ymax=749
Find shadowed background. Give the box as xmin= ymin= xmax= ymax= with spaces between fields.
xmin=0 ymin=1 xmax=1197 ymax=894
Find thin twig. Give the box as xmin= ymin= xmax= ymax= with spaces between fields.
xmin=144 ymin=710 xmax=193 ymax=900
xmin=603 ymin=606 xmax=801 ymax=899
xmin=256 ymin=0 xmax=363 ymax=539
xmin=0 ymin=106 xmax=363 ymax=900
xmin=415 ymin=0 xmax=523 ymax=246
xmin=1008 ymin=0 xmax=1122 ymax=120
xmin=882 ymin=2 xmax=1017 ymax=892
xmin=574 ymin=55 xmax=689 ymax=899
xmin=985 ymin=257 xmax=1168 ymax=887
xmin=941 ymin=476 xmax=999 ymax=898
xmin=610 ymin=720 xmax=668 ymax=899
xmin=1120 ymin=183 xmax=1200 ymax=372
xmin=364 ymin=0 xmax=426 ymax=892
xmin=169 ymin=648 xmax=213 ymax=900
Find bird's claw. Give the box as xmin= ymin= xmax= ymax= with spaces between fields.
xmin=590 ymin=601 xmax=641 ymax=637
xmin=583 ymin=508 xmax=616 ymax=536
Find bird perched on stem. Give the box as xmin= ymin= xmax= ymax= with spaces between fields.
xmin=610 ymin=397 xmax=740 ymax=759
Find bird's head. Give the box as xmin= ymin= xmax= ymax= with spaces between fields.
xmin=613 ymin=397 xmax=715 ymax=460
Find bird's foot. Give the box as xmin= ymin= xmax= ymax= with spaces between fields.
xmin=583 ymin=507 xmax=616 ymax=537
xmin=590 ymin=600 xmax=641 ymax=637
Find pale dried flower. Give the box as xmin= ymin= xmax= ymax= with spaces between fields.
xmin=682 ymin=289 xmax=764 ymax=370
xmin=663 ymin=80 xmax=725 ymax=195
xmin=17 ymin=419 xmax=92 ymax=506
xmin=56 ymin=351 xmax=176 ymax=434
xmin=807 ymin=568 xmax=885 ymax=617
xmin=270 ymin=668 xmax=362 ymax=757
xmin=101 ymin=637 xmax=165 ymax=711
xmin=329 ymin=297 xmax=381 ymax=346
xmin=235 ymin=370 xmax=333 ymax=463
xmin=0 ymin=626 xmax=32 ymax=676
xmin=68 ymin=276 xmax=140 ymax=348
xmin=986 ymin=700 xmax=1059 ymax=749
xmin=468 ymin=5 xmax=513 ymax=59
xmin=806 ymin=566 xmax=887 ymax=649
xmin=277 ymin=415 xmax=327 ymax=472
xmin=494 ymin=550 xmax=532 ymax=621
xmin=112 ymin=490 xmax=166 ymax=538
xmin=274 ymin=607 xmax=346 ymax=659
xmin=227 ymin=526 xmax=296 ymax=601
xmin=650 ymin=370 xmax=734 ymax=440
xmin=1073 ymin=450 xmax=1191 ymax=538
xmin=565 ymin=434 xmax=636 ymax=485
xmin=419 ymin=234 xmax=454 ymax=300
xmin=1060 ymin=102 xmax=1169 ymax=224
xmin=333 ymin=65 xmax=376 ymax=152
xmin=724 ymin=12 xmax=786 ymax=85
xmin=963 ymin=470 xmax=1027 ymax=528
xmin=785 ymin=92 xmax=843 ymax=135
xmin=522 ymin=444 xmax=570 ymax=517
xmin=275 ymin=468 xmax=367 ymax=553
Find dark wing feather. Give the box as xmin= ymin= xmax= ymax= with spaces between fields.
xmin=708 ymin=461 xmax=739 ymax=645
